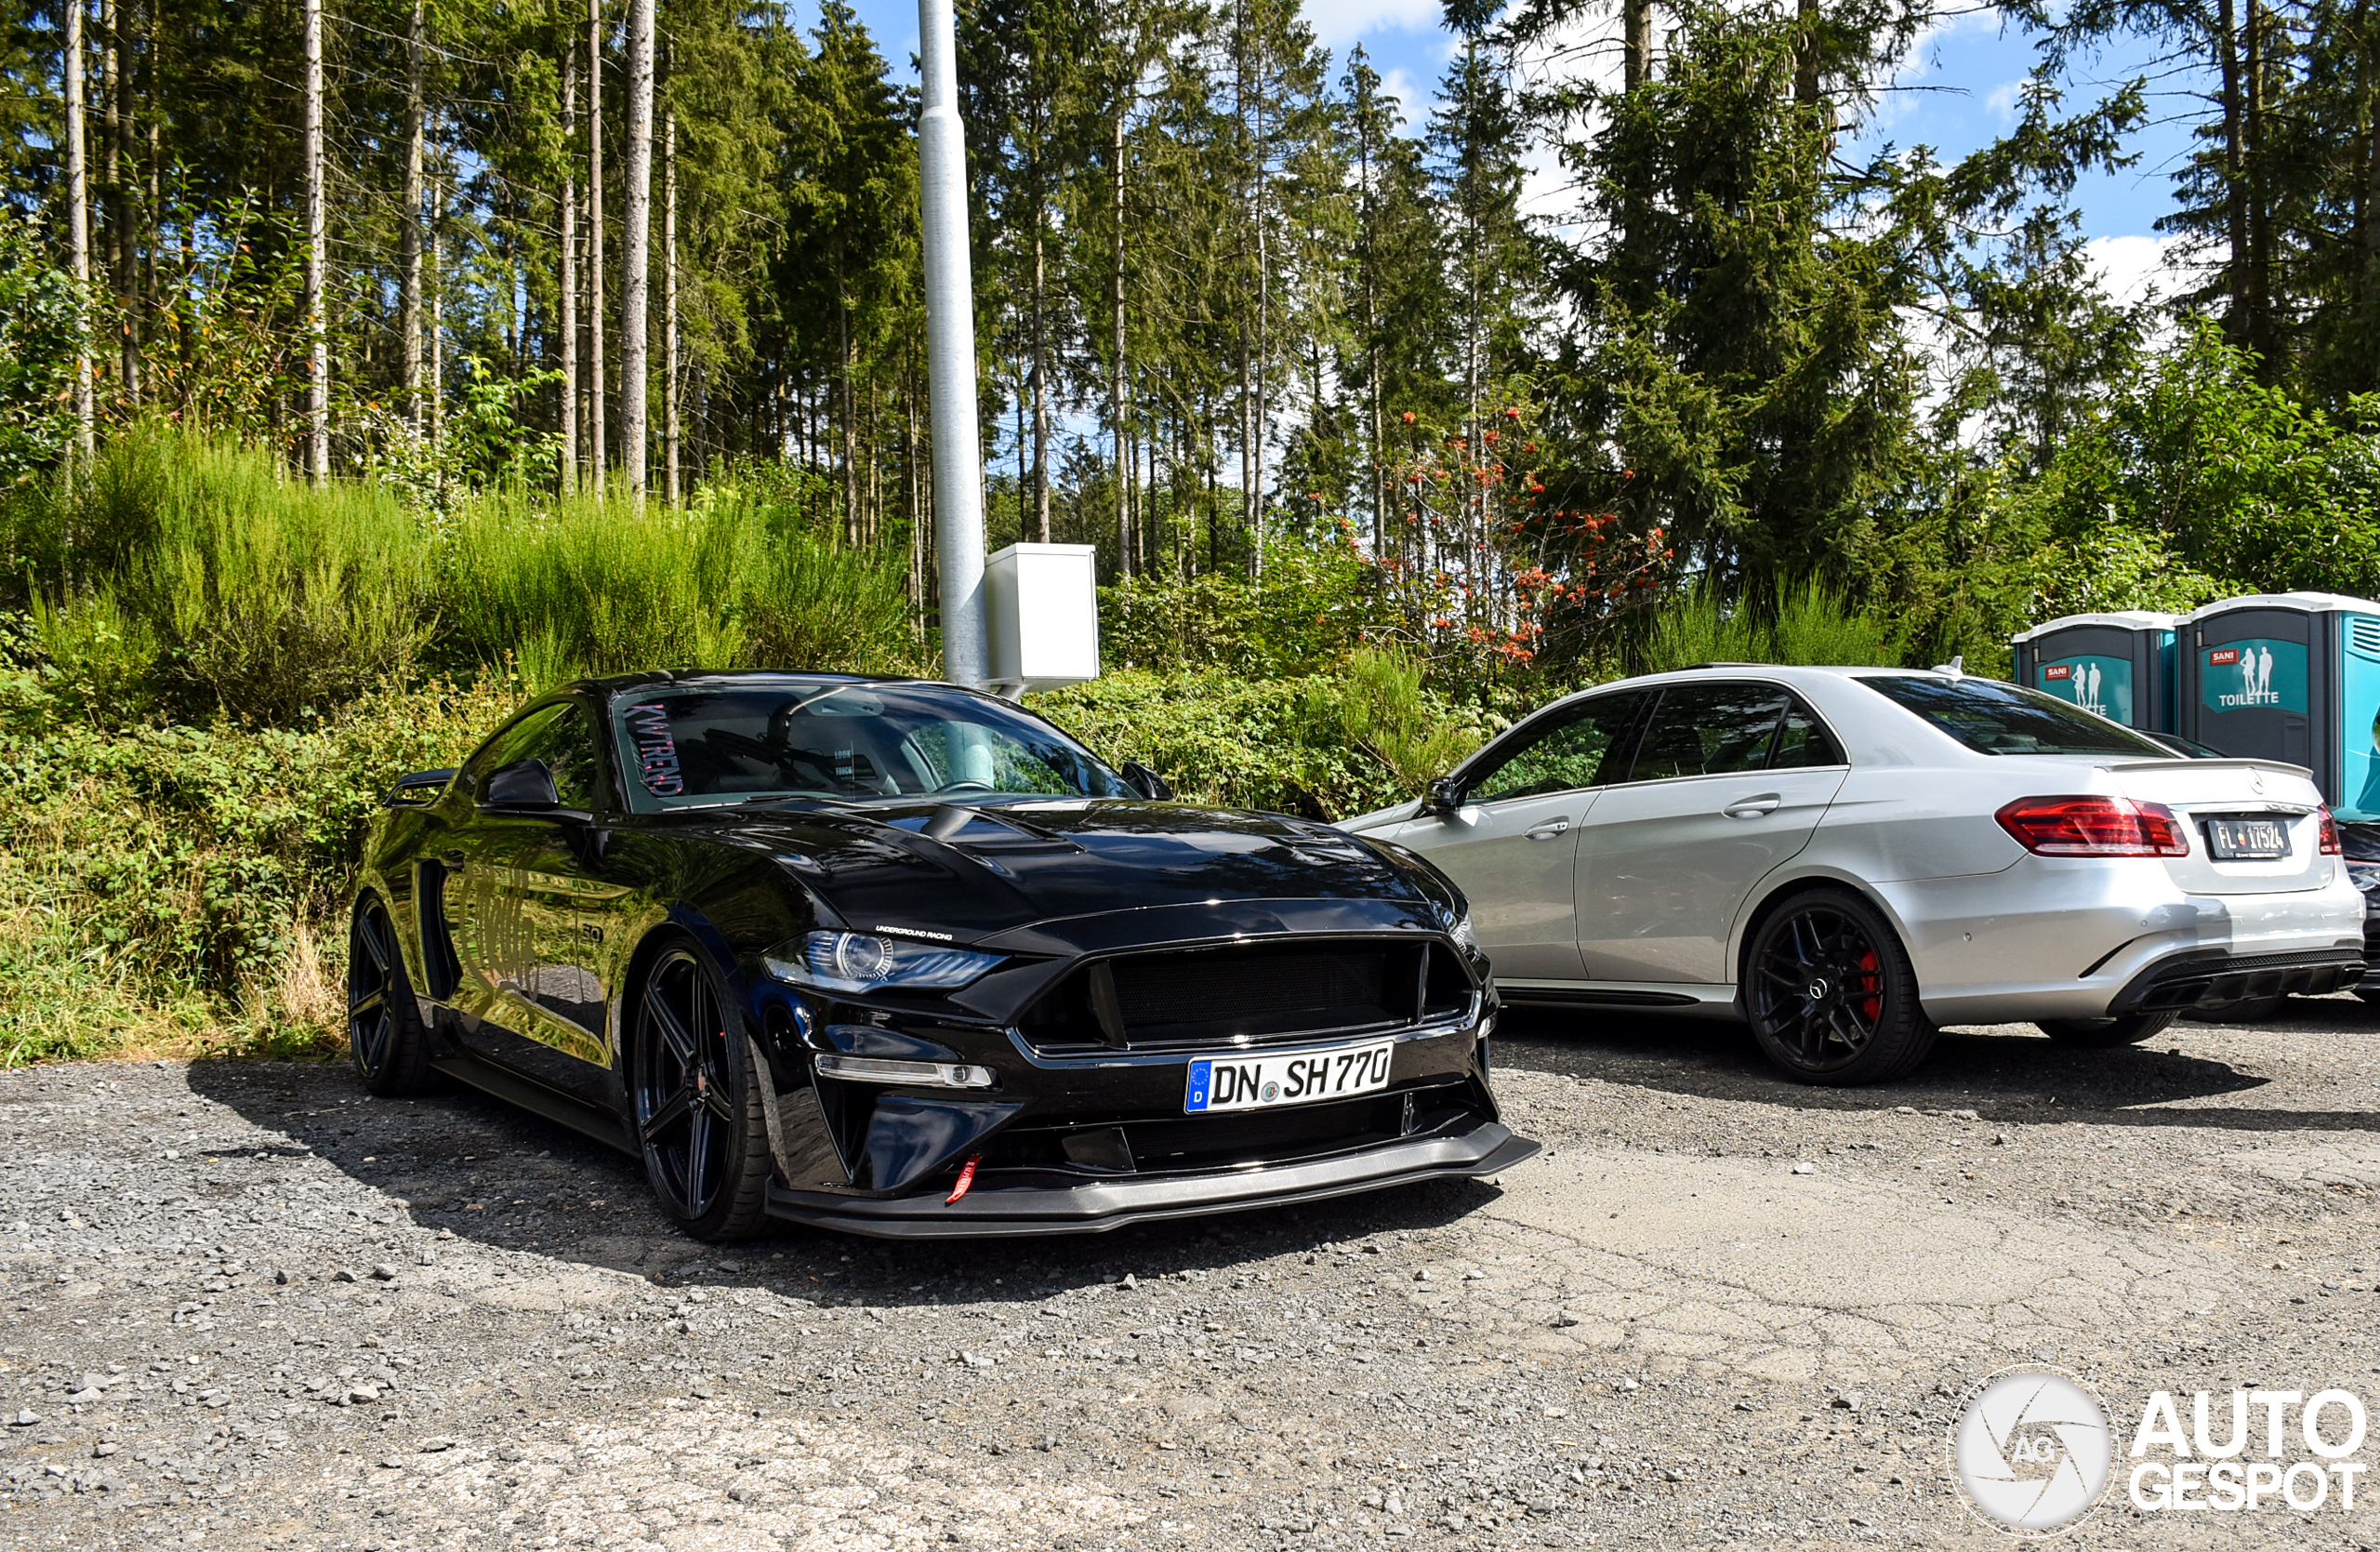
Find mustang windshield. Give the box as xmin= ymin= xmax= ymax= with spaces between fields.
xmin=611 ymin=681 xmax=1132 ymax=809
xmin=1858 ymin=674 xmax=2170 ymax=758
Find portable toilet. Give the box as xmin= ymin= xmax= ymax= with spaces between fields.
xmin=2010 ymin=612 xmax=2178 ymax=732
xmin=2178 ymin=592 xmax=2380 ymax=819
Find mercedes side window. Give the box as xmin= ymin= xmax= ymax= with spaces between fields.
xmin=1465 ymin=691 xmax=1648 ymax=804
xmin=1626 ymin=683 xmax=1793 ymax=781
xmin=1769 ymin=698 xmax=1846 ymax=769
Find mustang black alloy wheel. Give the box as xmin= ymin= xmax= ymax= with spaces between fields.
xmin=347 ymin=895 xmax=435 ymax=1095
xmin=630 ymin=940 xmax=773 ymax=1240
xmin=1743 ymin=888 xmax=1935 ymax=1085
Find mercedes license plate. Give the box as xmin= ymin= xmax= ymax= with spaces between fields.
xmin=2207 ymin=816 xmax=2290 ymax=860
xmin=1184 ymin=1041 xmax=1394 ymax=1115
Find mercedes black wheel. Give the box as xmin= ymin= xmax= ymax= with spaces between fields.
xmin=629 ymin=939 xmax=773 ymax=1240
xmin=1743 ymin=888 xmax=1936 ymax=1085
xmin=2036 ymin=1012 xmax=2177 ymax=1047
xmin=347 ymin=895 xmax=435 ymax=1095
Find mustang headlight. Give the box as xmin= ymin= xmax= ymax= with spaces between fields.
xmin=764 ymin=931 xmax=1004 ymax=994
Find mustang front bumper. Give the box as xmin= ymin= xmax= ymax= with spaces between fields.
xmin=763 ymin=1112 xmax=1538 ymax=1238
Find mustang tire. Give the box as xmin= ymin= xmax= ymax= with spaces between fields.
xmin=1743 ymin=888 xmax=1936 ymax=1085
xmin=348 ymin=895 xmax=436 ymax=1095
xmin=2036 ymin=1012 xmax=2177 ymax=1047
xmin=629 ymin=937 xmax=774 ymax=1241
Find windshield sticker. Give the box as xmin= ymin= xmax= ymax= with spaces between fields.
xmin=625 ymin=702 xmax=684 ymax=796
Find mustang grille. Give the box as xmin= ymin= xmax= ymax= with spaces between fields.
xmin=1019 ymin=939 xmax=1475 ymax=1054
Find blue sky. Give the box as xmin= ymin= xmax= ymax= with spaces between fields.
xmin=828 ymin=0 xmax=2207 ymax=305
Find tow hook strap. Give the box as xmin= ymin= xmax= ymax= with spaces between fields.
xmin=945 ymin=1155 xmax=982 ymax=1206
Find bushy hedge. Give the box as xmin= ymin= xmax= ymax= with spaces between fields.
xmin=0 ymin=670 xmax=520 ymax=1063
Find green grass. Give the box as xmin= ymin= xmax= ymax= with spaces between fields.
xmin=4 ymin=423 xmax=921 ymax=721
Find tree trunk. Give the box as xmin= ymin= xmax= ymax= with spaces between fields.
xmin=104 ymin=0 xmax=137 ymax=403
xmin=303 ymin=0 xmax=327 ymax=482
xmin=1032 ymin=222 xmax=1051 ymax=542
xmin=430 ymin=179 xmax=444 ymax=445
xmin=1251 ymin=74 xmax=1268 ymax=580
xmin=664 ymin=108 xmax=680 ymax=506
xmin=560 ymin=48 xmax=578 ymax=493
xmin=66 ymin=0 xmax=92 ymax=459
xmin=402 ymin=0 xmax=425 ymax=431
xmin=2219 ymin=0 xmax=2250 ymax=344
xmin=1112 ymin=108 xmax=1130 ymax=578
xmin=2243 ymin=0 xmax=2272 ymax=372
xmin=588 ymin=0 xmax=607 ymax=490
xmin=621 ymin=0 xmax=653 ymax=496
xmin=840 ymin=290 xmax=858 ymax=545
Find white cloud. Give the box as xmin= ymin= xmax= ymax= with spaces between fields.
xmin=2084 ymin=232 xmax=2186 ymax=310
xmin=1299 ymin=0 xmax=1446 ymax=49
xmin=1984 ymin=77 xmax=2024 ymax=121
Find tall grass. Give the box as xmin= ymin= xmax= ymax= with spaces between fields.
xmin=440 ymin=483 xmax=917 ymax=693
xmin=1644 ymin=581 xmax=1901 ymax=673
xmin=3 ymin=424 xmax=920 ymax=719
xmin=17 ymin=423 xmax=435 ymax=721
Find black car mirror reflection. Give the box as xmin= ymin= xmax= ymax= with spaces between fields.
xmin=1121 ymin=761 xmax=1175 ymax=802
xmin=482 ymin=757 xmax=562 ymax=812
xmin=1421 ymin=776 xmax=1465 ymax=816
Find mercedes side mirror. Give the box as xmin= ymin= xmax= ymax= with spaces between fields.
xmin=1122 ymin=762 xmax=1175 ymax=802
xmin=1421 ymin=776 xmax=1464 ymax=817
xmin=482 ymin=757 xmax=562 ymax=812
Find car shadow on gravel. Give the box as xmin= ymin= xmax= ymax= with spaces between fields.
xmin=1494 ymin=994 xmax=2380 ymax=1134
xmin=183 ymin=1057 xmax=1511 ymax=1309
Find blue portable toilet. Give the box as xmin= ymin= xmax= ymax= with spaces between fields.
xmin=2010 ymin=612 xmax=2178 ymax=732
xmin=2178 ymin=592 xmax=2380 ymax=820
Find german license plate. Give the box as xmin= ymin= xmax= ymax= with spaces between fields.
xmin=1183 ymin=1041 xmax=1395 ymax=1115
xmin=2207 ymin=816 xmax=2290 ymax=860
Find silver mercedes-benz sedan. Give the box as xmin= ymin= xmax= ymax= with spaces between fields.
xmin=1341 ymin=666 xmax=2366 ymax=1084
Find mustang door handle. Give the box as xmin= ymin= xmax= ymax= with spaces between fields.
xmin=1525 ymin=819 xmax=1573 ymax=841
xmin=1723 ymin=795 xmax=1781 ymax=818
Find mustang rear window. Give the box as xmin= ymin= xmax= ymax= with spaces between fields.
xmin=1858 ymin=675 xmax=2168 ymax=757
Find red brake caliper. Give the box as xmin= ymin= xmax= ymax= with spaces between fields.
xmin=1858 ymin=948 xmax=1882 ymax=1023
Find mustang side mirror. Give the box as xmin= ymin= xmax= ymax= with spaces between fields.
xmin=483 ymin=757 xmax=562 ymax=812
xmin=383 ymin=767 xmax=456 ymax=807
xmin=1421 ymin=776 xmax=1465 ymax=817
xmin=1121 ymin=761 xmax=1175 ymax=802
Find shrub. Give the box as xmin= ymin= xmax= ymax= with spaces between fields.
xmin=1032 ymin=664 xmax=1495 ymax=820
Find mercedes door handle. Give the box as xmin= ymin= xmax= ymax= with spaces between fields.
xmin=1525 ymin=819 xmax=1573 ymax=841
xmin=1723 ymin=795 xmax=1780 ymax=819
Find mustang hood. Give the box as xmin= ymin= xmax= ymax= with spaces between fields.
xmin=716 ymin=798 xmax=1442 ymax=943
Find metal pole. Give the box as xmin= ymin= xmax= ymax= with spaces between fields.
xmin=917 ymin=0 xmax=988 ymax=686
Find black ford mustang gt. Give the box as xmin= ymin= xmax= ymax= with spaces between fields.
xmin=347 ymin=671 xmax=1536 ymax=1240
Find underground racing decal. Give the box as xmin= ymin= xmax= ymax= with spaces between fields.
xmin=624 ymin=702 xmax=684 ymax=796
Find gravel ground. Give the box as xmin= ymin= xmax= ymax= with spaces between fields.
xmin=7 ymin=998 xmax=2380 ymax=1550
